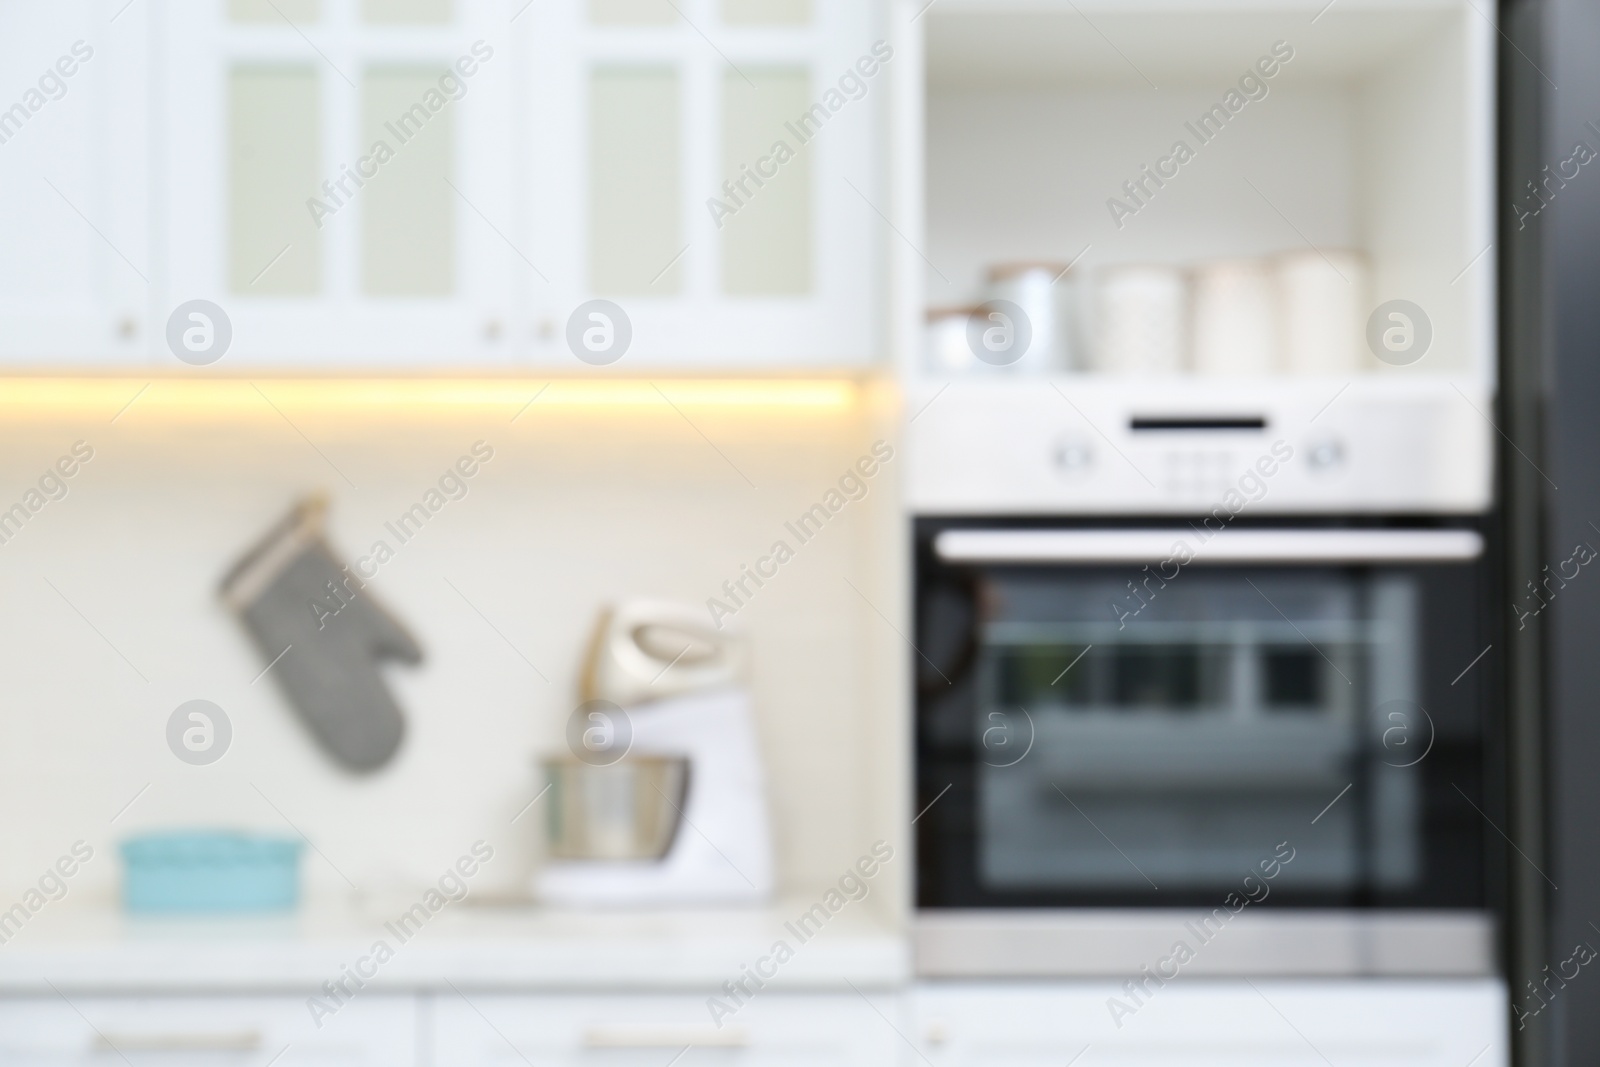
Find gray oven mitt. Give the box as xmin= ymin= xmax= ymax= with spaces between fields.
xmin=220 ymin=495 xmax=420 ymax=772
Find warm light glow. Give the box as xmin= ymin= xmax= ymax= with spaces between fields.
xmin=0 ymin=377 xmax=861 ymax=419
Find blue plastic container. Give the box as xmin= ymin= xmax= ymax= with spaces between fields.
xmin=120 ymin=831 xmax=303 ymax=914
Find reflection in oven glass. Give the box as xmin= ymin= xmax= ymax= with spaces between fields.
xmin=1262 ymin=647 xmax=1321 ymax=709
xmin=976 ymin=571 xmax=1421 ymax=896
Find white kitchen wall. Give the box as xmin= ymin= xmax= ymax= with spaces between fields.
xmin=925 ymin=87 xmax=1358 ymax=303
xmin=0 ymin=377 xmax=905 ymax=918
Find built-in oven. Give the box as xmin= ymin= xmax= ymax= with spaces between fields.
xmin=913 ymin=517 xmax=1505 ymax=977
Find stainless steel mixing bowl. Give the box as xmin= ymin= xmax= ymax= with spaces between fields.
xmin=541 ymin=755 xmax=690 ymax=861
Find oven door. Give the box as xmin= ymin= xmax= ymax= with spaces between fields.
xmin=914 ymin=521 xmax=1500 ymax=913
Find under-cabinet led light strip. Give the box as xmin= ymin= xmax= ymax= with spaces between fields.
xmin=0 ymin=378 xmax=861 ymax=416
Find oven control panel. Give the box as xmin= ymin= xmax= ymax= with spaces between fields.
xmin=905 ymin=378 xmax=1491 ymax=514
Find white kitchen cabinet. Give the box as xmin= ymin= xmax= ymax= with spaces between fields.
xmin=3 ymin=0 xmax=887 ymax=369
xmin=158 ymin=0 xmax=518 ymax=365
xmin=0 ymin=994 xmax=416 ymax=1067
xmin=523 ymin=0 xmax=886 ymax=367
xmin=0 ymin=0 xmax=149 ymax=365
xmin=430 ymin=992 xmax=900 ymax=1065
xmin=909 ymin=981 xmax=1508 ymax=1067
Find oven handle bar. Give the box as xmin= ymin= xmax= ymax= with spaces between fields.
xmin=933 ymin=528 xmax=1484 ymax=564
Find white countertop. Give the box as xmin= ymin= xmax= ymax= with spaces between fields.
xmin=0 ymin=898 xmax=909 ymax=994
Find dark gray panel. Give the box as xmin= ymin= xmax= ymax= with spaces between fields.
xmin=1504 ymin=0 xmax=1600 ymax=1062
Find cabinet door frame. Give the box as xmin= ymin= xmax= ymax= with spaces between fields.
xmin=156 ymin=0 xmax=516 ymax=367
xmin=526 ymin=0 xmax=886 ymax=368
xmin=909 ymin=981 xmax=1510 ymax=1067
xmin=430 ymin=990 xmax=900 ymax=1065
xmin=0 ymin=0 xmax=150 ymax=365
xmin=0 ymin=993 xmax=417 ymax=1066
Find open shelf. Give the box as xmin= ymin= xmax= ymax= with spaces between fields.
xmin=918 ymin=0 xmax=1494 ymax=382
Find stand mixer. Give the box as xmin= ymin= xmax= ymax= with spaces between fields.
xmin=533 ymin=600 xmax=774 ymax=907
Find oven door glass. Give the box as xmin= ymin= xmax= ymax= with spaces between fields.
xmin=915 ymin=524 xmax=1495 ymax=910
xmin=983 ymin=569 xmax=1418 ymax=894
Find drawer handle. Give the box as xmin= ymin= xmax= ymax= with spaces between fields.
xmin=582 ymin=1026 xmax=749 ymax=1049
xmin=93 ymin=1031 xmax=263 ymax=1053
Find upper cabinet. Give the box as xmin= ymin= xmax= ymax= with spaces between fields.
xmin=161 ymin=0 xmax=518 ymax=365
xmin=0 ymin=0 xmax=149 ymax=363
xmin=529 ymin=0 xmax=886 ymax=367
xmin=0 ymin=0 xmax=888 ymax=369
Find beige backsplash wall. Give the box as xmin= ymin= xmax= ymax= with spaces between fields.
xmin=0 ymin=378 xmax=906 ymax=917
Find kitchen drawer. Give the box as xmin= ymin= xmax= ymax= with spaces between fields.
xmin=0 ymin=994 xmax=415 ymax=1067
xmin=910 ymin=981 xmax=1508 ymax=1066
xmin=431 ymin=992 xmax=898 ymax=1066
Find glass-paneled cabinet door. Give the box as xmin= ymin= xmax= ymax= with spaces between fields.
xmin=159 ymin=0 xmax=515 ymax=366
xmin=0 ymin=0 xmax=149 ymax=364
xmin=529 ymin=0 xmax=886 ymax=366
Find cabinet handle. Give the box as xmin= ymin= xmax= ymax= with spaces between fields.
xmin=93 ymin=1030 xmax=262 ymax=1053
xmin=582 ymin=1026 xmax=749 ymax=1049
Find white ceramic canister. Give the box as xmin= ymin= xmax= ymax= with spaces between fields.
xmin=1277 ymin=249 xmax=1368 ymax=375
xmin=1190 ymin=258 xmax=1279 ymax=376
xmin=986 ymin=262 xmax=1075 ymax=372
xmin=1093 ymin=264 xmax=1186 ymax=375
xmin=925 ymin=306 xmax=982 ymax=373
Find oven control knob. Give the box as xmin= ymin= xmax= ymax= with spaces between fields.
xmin=1307 ymin=438 xmax=1345 ymax=470
xmin=1054 ymin=438 xmax=1094 ymax=477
